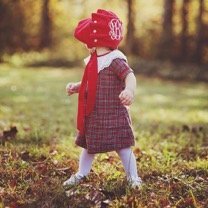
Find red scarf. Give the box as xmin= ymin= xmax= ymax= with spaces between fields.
xmin=77 ymin=52 xmax=98 ymax=135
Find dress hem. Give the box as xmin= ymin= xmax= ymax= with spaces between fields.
xmin=75 ymin=140 xmax=135 ymax=154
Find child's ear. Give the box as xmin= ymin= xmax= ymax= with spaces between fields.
xmin=89 ymin=47 xmax=96 ymax=54
xmin=84 ymin=44 xmax=96 ymax=54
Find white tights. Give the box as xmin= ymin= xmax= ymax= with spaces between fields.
xmin=76 ymin=147 xmax=140 ymax=180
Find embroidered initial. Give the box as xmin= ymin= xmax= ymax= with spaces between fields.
xmin=109 ymin=19 xmax=122 ymax=40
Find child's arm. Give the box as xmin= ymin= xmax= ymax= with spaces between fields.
xmin=119 ymin=72 xmax=136 ymax=106
xmin=66 ymin=81 xmax=81 ymax=96
xmin=66 ymin=48 xmax=94 ymax=96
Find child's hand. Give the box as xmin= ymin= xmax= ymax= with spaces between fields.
xmin=66 ymin=82 xmax=80 ymax=96
xmin=119 ymin=88 xmax=134 ymax=106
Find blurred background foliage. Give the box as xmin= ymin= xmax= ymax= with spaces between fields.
xmin=0 ymin=0 xmax=208 ymax=70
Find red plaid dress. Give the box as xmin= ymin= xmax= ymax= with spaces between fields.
xmin=75 ymin=58 xmax=135 ymax=154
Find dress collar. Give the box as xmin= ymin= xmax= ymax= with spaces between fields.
xmin=84 ymin=49 xmax=127 ymax=73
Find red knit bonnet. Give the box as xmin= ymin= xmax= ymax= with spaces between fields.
xmin=74 ymin=9 xmax=123 ymax=49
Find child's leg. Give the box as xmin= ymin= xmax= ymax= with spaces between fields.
xmin=116 ymin=147 xmax=141 ymax=180
xmin=63 ymin=148 xmax=95 ymax=187
xmin=76 ymin=148 xmax=95 ymax=178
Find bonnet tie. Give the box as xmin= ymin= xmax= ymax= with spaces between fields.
xmin=77 ymin=52 xmax=98 ymax=135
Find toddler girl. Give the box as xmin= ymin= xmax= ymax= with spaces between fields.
xmin=63 ymin=9 xmax=142 ymax=188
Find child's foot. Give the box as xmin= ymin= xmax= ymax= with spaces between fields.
xmin=63 ymin=173 xmax=85 ymax=188
xmin=127 ymin=176 xmax=142 ymax=189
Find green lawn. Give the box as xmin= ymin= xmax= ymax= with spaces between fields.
xmin=0 ymin=64 xmax=208 ymax=208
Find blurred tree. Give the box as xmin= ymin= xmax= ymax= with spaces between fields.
xmin=14 ymin=1 xmax=28 ymax=50
xmin=125 ymin=0 xmax=137 ymax=54
xmin=39 ymin=0 xmax=52 ymax=49
xmin=158 ymin=0 xmax=176 ymax=60
xmin=0 ymin=0 xmax=207 ymax=65
xmin=193 ymin=0 xmax=205 ymax=63
xmin=0 ymin=0 xmax=8 ymax=61
xmin=0 ymin=0 xmax=43 ymax=56
xmin=179 ymin=0 xmax=190 ymax=61
xmin=0 ymin=0 xmax=27 ymax=58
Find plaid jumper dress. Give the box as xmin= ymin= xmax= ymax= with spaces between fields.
xmin=76 ymin=52 xmax=135 ymax=154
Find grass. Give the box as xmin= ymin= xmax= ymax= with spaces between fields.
xmin=0 ymin=63 xmax=208 ymax=208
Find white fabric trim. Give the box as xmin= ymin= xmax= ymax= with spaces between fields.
xmin=84 ymin=49 xmax=127 ymax=73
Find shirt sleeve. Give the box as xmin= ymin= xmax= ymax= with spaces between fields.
xmin=110 ymin=58 xmax=133 ymax=81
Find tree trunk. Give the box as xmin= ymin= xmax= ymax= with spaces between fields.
xmin=158 ymin=0 xmax=175 ymax=60
xmin=0 ymin=1 xmax=6 ymax=60
xmin=39 ymin=0 xmax=52 ymax=49
xmin=193 ymin=0 xmax=205 ymax=63
xmin=0 ymin=1 xmax=26 ymax=55
xmin=15 ymin=1 xmax=27 ymax=51
xmin=180 ymin=0 xmax=190 ymax=61
xmin=126 ymin=0 xmax=136 ymax=54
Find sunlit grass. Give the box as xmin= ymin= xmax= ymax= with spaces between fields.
xmin=0 ymin=64 xmax=207 ymax=156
